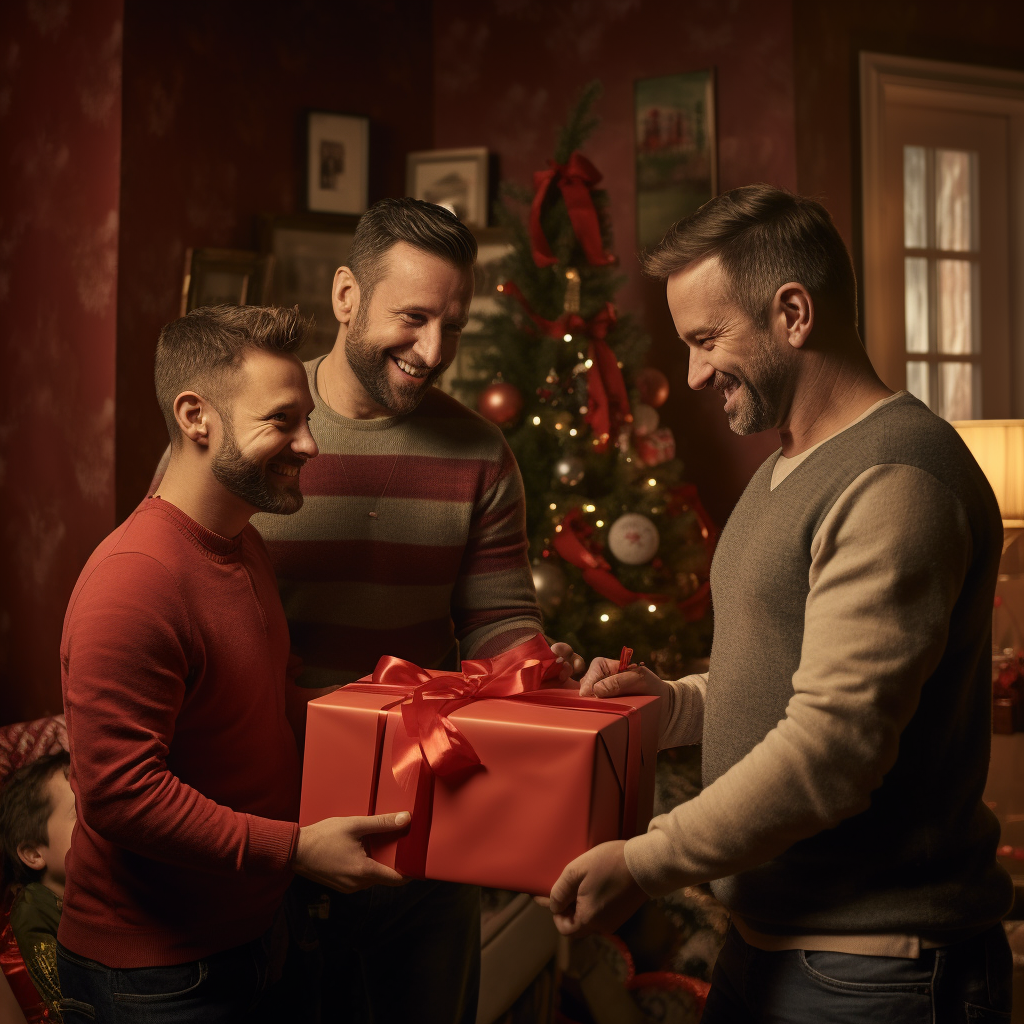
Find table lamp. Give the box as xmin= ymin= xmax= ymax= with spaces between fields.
xmin=952 ymin=419 xmax=1024 ymax=652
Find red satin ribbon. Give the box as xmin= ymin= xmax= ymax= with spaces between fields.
xmin=553 ymin=508 xmax=669 ymax=608
xmin=585 ymin=336 xmax=631 ymax=453
xmin=498 ymin=282 xmax=628 ymax=451
xmin=345 ymin=635 xmax=647 ymax=878
xmin=530 ymin=151 xmax=616 ymax=268
xmin=553 ymin=486 xmax=718 ymax=618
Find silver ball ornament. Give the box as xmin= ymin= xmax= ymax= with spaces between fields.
xmin=632 ymin=403 xmax=660 ymax=437
xmin=532 ymin=561 xmax=568 ymax=616
xmin=554 ymin=455 xmax=585 ymax=487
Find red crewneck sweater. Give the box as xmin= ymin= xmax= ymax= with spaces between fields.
xmin=59 ymin=498 xmax=301 ymax=967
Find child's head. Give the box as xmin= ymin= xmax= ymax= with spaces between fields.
xmin=0 ymin=751 xmax=75 ymax=894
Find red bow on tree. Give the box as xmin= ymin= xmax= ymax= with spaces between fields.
xmin=499 ymin=283 xmax=629 ymax=452
xmin=530 ymin=152 xmax=616 ymax=269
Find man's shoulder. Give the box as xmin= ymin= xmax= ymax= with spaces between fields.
xmin=68 ymin=505 xmax=193 ymax=611
xmin=407 ymin=388 xmax=511 ymax=457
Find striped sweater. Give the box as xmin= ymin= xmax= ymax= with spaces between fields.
xmin=251 ymin=357 xmax=543 ymax=689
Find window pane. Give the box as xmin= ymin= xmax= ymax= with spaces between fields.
xmin=903 ymin=145 xmax=927 ymax=249
xmin=937 ymin=259 xmax=976 ymax=354
xmin=938 ymin=362 xmax=976 ymax=420
xmin=906 ymin=360 xmax=930 ymax=407
xmin=904 ymin=257 xmax=929 ymax=353
xmin=935 ymin=149 xmax=976 ymax=252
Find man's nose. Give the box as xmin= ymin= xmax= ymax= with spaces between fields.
xmin=293 ymin=422 xmax=319 ymax=460
xmin=413 ymin=322 xmax=447 ymax=369
xmin=687 ymin=348 xmax=714 ymax=391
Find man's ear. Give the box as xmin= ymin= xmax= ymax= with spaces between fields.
xmin=172 ymin=391 xmax=216 ymax=447
xmin=17 ymin=842 xmax=45 ymax=872
xmin=332 ymin=266 xmax=360 ymax=326
xmin=772 ymin=281 xmax=814 ymax=350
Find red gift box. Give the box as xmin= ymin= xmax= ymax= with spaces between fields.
xmin=299 ymin=636 xmax=660 ymax=896
xmin=634 ymin=426 xmax=676 ymax=467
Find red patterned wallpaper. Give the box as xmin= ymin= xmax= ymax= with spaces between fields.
xmin=0 ymin=0 xmax=124 ymax=723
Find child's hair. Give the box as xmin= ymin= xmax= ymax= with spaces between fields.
xmin=0 ymin=751 xmax=71 ymax=886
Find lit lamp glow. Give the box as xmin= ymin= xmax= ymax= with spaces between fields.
xmin=953 ymin=419 xmax=1024 ymax=652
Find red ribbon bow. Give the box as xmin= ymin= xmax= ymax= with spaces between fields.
xmin=370 ymin=636 xmax=562 ymax=790
xmin=498 ymin=283 xmax=629 ymax=452
xmin=530 ymin=151 xmax=616 ymax=269
xmin=552 ymin=486 xmax=717 ymax=618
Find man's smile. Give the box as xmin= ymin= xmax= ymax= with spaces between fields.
xmin=392 ymin=355 xmax=430 ymax=380
xmin=268 ymin=461 xmax=301 ymax=478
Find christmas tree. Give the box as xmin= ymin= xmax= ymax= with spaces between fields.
xmin=466 ymin=84 xmax=715 ymax=674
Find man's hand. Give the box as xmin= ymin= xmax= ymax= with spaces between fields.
xmin=548 ymin=840 xmax=648 ymax=936
xmin=292 ymin=812 xmax=411 ymax=893
xmin=579 ymin=658 xmax=671 ymax=701
xmin=549 ymin=641 xmax=586 ymax=684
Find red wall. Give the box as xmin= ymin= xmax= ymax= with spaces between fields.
xmin=0 ymin=0 xmax=123 ymax=723
xmin=114 ymin=0 xmax=436 ymax=521
xmin=432 ymin=0 xmax=798 ymax=528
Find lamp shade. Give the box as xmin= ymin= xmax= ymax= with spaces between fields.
xmin=952 ymin=419 xmax=1024 ymax=527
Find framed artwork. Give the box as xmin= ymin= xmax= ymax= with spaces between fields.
xmin=258 ymin=213 xmax=360 ymax=361
xmin=406 ymin=147 xmax=489 ymax=227
xmin=180 ymin=247 xmax=274 ymax=316
xmin=634 ymin=70 xmax=717 ymax=250
xmin=439 ymin=227 xmax=513 ymax=405
xmin=306 ymin=111 xmax=370 ymax=215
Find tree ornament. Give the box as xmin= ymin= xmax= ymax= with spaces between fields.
xmin=477 ymin=382 xmax=523 ymax=427
xmin=554 ymin=455 xmax=585 ymax=487
xmin=636 ymin=367 xmax=670 ymax=408
xmin=608 ymin=513 xmax=660 ymax=565
xmin=632 ymin=403 xmax=659 ymax=437
xmin=532 ymin=561 xmax=568 ymax=616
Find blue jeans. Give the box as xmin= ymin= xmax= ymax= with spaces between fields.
xmin=702 ymin=923 xmax=1013 ymax=1024
xmin=56 ymin=934 xmax=277 ymax=1023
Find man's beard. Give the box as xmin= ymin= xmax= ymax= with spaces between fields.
xmin=344 ymin=304 xmax=449 ymax=415
xmin=211 ymin=418 xmax=304 ymax=516
xmin=715 ymin=330 xmax=789 ymax=435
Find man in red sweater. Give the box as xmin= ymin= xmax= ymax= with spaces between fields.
xmin=58 ymin=305 xmax=411 ymax=1023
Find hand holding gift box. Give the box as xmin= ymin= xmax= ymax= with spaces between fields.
xmin=299 ymin=635 xmax=661 ymax=896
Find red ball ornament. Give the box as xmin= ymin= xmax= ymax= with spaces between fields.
xmin=636 ymin=367 xmax=670 ymax=408
xmin=477 ymin=382 xmax=524 ymax=427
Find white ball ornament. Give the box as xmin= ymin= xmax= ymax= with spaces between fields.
xmin=631 ymin=403 xmax=660 ymax=437
xmin=607 ymin=513 xmax=660 ymax=565
xmin=555 ymin=456 xmax=585 ymax=487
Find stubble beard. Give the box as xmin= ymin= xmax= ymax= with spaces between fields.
xmin=717 ymin=329 xmax=790 ymax=436
xmin=210 ymin=417 xmax=304 ymax=516
xmin=344 ymin=303 xmax=449 ymax=416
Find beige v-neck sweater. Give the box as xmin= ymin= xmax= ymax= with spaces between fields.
xmin=624 ymin=392 xmax=1013 ymax=952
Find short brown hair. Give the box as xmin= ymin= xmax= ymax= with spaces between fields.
xmin=0 ymin=751 xmax=70 ymax=886
xmin=154 ymin=305 xmax=311 ymax=444
xmin=348 ymin=197 xmax=477 ymax=301
xmin=641 ymin=184 xmax=858 ymax=329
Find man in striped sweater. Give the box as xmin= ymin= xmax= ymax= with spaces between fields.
xmin=256 ymin=199 xmax=578 ymax=1022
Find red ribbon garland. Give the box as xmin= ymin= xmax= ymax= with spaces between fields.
xmin=499 ymin=281 xmax=630 ymax=451
xmin=346 ymin=635 xmax=647 ymax=878
xmin=553 ymin=485 xmax=717 ymax=620
xmin=530 ymin=151 xmax=617 ymax=269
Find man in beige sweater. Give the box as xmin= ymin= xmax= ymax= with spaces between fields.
xmin=549 ymin=185 xmax=1014 ymax=1022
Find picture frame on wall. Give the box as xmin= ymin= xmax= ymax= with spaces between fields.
xmin=258 ymin=212 xmax=360 ymax=361
xmin=634 ymin=70 xmax=717 ymax=250
xmin=406 ymin=147 xmax=489 ymax=227
xmin=180 ymin=247 xmax=274 ymax=317
xmin=306 ymin=111 xmax=370 ymax=215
